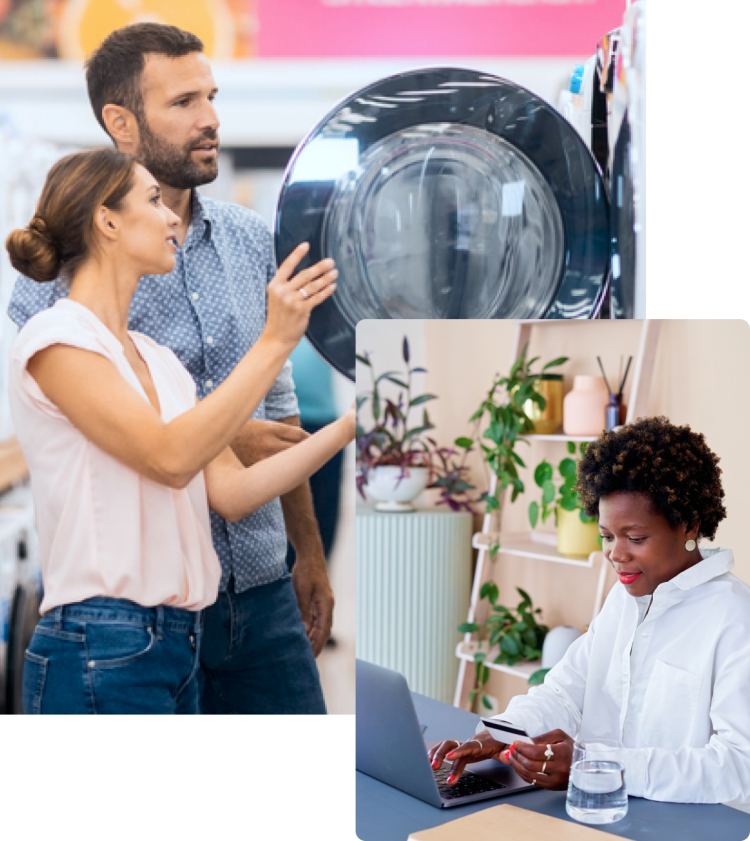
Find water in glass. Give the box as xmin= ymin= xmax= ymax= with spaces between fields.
xmin=566 ymin=740 xmax=627 ymax=824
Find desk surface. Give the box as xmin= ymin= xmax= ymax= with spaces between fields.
xmin=356 ymin=693 xmax=750 ymax=841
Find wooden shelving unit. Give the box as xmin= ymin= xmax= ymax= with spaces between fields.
xmin=453 ymin=320 xmax=661 ymax=709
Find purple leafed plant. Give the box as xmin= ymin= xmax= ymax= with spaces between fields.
xmin=356 ymin=337 xmax=477 ymax=512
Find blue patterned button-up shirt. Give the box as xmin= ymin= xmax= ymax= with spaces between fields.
xmin=8 ymin=191 xmax=298 ymax=593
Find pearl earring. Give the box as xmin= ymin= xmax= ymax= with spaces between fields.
xmin=685 ymin=539 xmax=697 ymax=552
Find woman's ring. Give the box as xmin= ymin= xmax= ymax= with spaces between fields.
xmin=462 ymin=739 xmax=483 ymax=751
xmin=300 ymin=287 xmax=309 ymax=299
xmin=532 ymin=779 xmax=537 ymax=786
xmin=541 ymin=760 xmax=548 ymax=774
xmin=545 ymin=744 xmax=554 ymax=759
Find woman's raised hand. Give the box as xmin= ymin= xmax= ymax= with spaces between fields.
xmin=427 ymin=730 xmax=508 ymax=785
xmin=264 ymin=242 xmax=338 ymax=348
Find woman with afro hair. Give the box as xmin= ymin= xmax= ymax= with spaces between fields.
xmin=429 ymin=416 xmax=750 ymax=811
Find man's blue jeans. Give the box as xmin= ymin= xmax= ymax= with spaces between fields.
xmin=199 ymin=574 xmax=326 ymax=714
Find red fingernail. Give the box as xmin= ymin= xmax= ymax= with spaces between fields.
xmin=446 ymin=751 xmax=454 ymax=758
xmin=447 ymin=775 xmax=456 ymax=783
xmin=503 ymin=750 xmax=510 ymax=760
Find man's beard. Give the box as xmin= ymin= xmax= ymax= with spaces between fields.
xmin=136 ymin=119 xmax=219 ymax=190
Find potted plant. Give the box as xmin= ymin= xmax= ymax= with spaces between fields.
xmin=528 ymin=442 xmax=600 ymax=558
xmin=356 ymin=336 xmax=478 ymax=512
xmin=458 ymin=585 xmax=549 ymax=712
xmin=429 ymin=440 xmax=477 ymax=514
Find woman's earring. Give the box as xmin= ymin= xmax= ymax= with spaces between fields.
xmin=685 ymin=539 xmax=697 ymax=552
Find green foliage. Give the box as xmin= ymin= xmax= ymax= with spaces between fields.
xmin=457 ymin=585 xmax=549 ymax=713
xmin=528 ymin=442 xmax=593 ymax=529
xmin=528 ymin=668 xmax=551 ymax=686
xmin=467 ymin=344 xmax=568 ymax=522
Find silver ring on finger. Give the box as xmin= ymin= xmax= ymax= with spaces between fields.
xmin=545 ymin=744 xmax=554 ymax=759
xmin=462 ymin=739 xmax=482 ymax=751
xmin=541 ymin=760 xmax=548 ymax=774
xmin=532 ymin=778 xmax=537 ymax=786
xmin=300 ymin=287 xmax=309 ymax=300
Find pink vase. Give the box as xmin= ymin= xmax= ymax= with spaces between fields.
xmin=563 ymin=375 xmax=609 ymax=436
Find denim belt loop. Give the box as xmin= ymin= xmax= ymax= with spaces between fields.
xmin=48 ymin=605 xmax=64 ymax=630
xmin=154 ymin=605 xmax=165 ymax=640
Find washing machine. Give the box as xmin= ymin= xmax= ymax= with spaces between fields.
xmin=609 ymin=0 xmax=646 ymax=319
xmin=275 ymin=67 xmax=611 ymax=380
xmin=0 ymin=487 xmax=41 ymax=715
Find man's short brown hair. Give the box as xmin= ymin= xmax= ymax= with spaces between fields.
xmin=85 ymin=23 xmax=204 ymax=138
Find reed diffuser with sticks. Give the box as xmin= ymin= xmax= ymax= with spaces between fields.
xmin=597 ymin=355 xmax=633 ymax=431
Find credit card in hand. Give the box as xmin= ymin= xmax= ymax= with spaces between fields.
xmin=480 ymin=718 xmax=534 ymax=745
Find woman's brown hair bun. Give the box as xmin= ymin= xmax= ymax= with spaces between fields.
xmin=5 ymin=149 xmax=137 ymax=285
xmin=6 ymin=218 xmax=61 ymax=284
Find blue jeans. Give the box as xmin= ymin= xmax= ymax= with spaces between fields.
xmin=22 ymin=597 xmax=202 ymax=714
xmin=199 ymin=574 xmax=326 ymax=714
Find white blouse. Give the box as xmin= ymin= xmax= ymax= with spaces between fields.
xmin=9 ymin=299 xmax=221 ymax=614
xmin=484 ymin=548 xmax=750 ymax=811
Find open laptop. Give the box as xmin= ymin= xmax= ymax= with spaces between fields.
xmin=356 ymin=659 xmax=536 ymax=808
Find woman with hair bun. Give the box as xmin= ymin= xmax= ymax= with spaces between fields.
xmin=5 ymin=148 xmax=352 ymax=714
xmin=428 ymin=417 xmax=750 ymax=811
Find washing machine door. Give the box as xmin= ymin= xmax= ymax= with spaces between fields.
xmin=610 ymin=0 xmax=645 ymax=319
xmin=275 ymin=68 xmax=610 ymax=380
xmin=610 ymin=112 xmax=635 ymax=318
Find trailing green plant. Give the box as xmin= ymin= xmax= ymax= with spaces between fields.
xmin=458 ymin=586 xmax=549 ymax=713
xmin=528 ymin=441 xmax=596 ymax=529
xmin=467 ymin=343 xmax=568 ymax=555
xmin=454 ymin=345 xmax=567 ymax=711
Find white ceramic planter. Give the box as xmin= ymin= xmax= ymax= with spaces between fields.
xmin=365 ymin=466 xmax=431 ymax=512
xmin=542 ymin=625 xmax=583 ymax=669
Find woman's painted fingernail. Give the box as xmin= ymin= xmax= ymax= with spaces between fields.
xmin=432 ymin=760 xmax=439 ymax=767
xmin=447 ymin=775 xmax=456 ymax=783
xmin=446 ymin=751 xmax=455 ymax=758
xmin=503 ymin=750 xmax=511 ymax=760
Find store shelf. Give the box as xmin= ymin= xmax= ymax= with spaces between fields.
xmin=455 ymin=641 xmax=541 ymax=681
xmin=0 ymin=438 xmax=27 ymax=494
xmin=453 ymin=321 xmax=661 ymax=710
xmin=519 ymin=433 xmax=594 ymax=442
xmin=472 ymin=531 xmax=598 ymax=568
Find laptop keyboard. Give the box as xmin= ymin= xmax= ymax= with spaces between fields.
xmin=433 ymin=764 xmax=507 ymax=800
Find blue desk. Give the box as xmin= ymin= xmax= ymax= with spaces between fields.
xmin=356 ymin=693 xmax=750 ymax=841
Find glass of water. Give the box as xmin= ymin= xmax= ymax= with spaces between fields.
xmin=566 ymin=739 xmax=628 ymax=825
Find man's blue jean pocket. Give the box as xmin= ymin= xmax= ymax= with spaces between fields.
xmin=22 ymin=598 xmax=202 ymax=715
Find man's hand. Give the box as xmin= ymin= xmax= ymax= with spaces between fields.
xmin=230 ymin=415 xmax=335 ymax=654
xmin=269 ymin=415 xmax=335 ymax=657
xmin=291 ymin=550 xmax=334 ymax=657
xmin=231 ymin=418 xmax=309 ymax=466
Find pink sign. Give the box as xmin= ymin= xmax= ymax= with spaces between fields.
xmin=256 ymin=0 xmax=626 ymax=58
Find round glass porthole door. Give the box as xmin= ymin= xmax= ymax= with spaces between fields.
xmin=325 ymin=123 xmax=565 ymax=322
xmin=275 ymin=67 xmax=610 ymax=380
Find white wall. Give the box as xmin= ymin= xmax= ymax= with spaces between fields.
xmin=0 ymin=57 xmax=582 ymax=147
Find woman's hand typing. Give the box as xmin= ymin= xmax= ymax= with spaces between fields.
xmin=427 ymin=731 xmax=508 ymax=785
